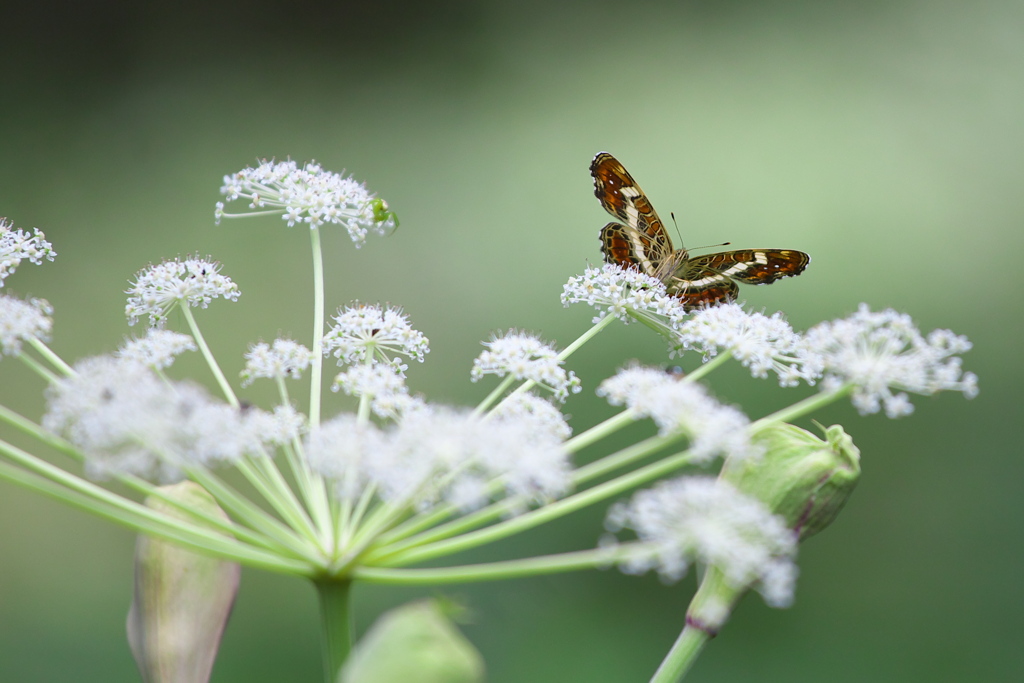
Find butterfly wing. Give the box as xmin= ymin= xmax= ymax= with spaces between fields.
xmin=665 ymin=263 xmax=740 ymax=311
xmin=591 ymin=152 xmax=677 ymax=277
xmin=688 ymin=249 xmax=810 ymax=285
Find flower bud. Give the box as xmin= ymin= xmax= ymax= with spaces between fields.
xmin=721 ymin=423 xmax=861 ymax=541
xmin=126 ymin=482 xmax=240 ymax=683
xmin=340 ymin=599 xmax=484 ymax=683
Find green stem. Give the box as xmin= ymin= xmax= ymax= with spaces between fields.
xmin=749 ymin=383 xmax=855 ymax=432
xmin=17 ymin=350 xmax=61 ymax=384
xmin=309 ymin=227 xmax=326 ymax=429
xmin=315 ymin=578 xmax=354 ymax=683
xmin=648 ymin=626 xmax=710 ymax=683
xmin=651 ymin=566 xmax=743 ymax=682
xmin=472 ymin=375 xmax=516 ymax=416
xmin=369 ymin=441 xmax=693 ymax=567
xmin=355 ymin=545 xmax=623 ymax=584
xmin=27 ymin=337 xmax=74 ymax=376
xmin=180 ymin=305 xmax=239 ymax=408
xmin=682 ymin=349 xmax=733 ymax=383
xmin=558 ymin=312 xmax=617 ymax=360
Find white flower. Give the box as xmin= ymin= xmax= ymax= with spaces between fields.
xmin=241 ymin=338 xmax=314 ymax=386
xmin=606 ymin=476 xmax=798 ymax=607
xmin=1 ymin=218 xmax=56 ymax=288
xmin=800 ymin=304 xmax=978 ymax=418
xmin=117 ymin=330 xmax=197 ymax=370
xmin=323 ymin=304 xmax=429 ymax=366
xmin=488 ymin=393 xmax=572 ymax=443
xmin=673 ymin=303 xmax=814 ymax=386
xmin=216 ymin=159 xmax=396 ymax=245
xmin=332 ymin=363 xmax=424 ymax=419
xmin=561 ymin=264 xmax=688 ymax=328
xmin=598 ymin=366 xmax=759 ymax=462
xmin=44 ymin=356 xmax=297 ymax=480
xmin=331 ymin=405 xmax=573 ymax=511
xmin=303 ymin=416 xmax=386 ymax=500
xmin=471 ymin=331 xmax=581 ymax=402
xmin=0 ymin=295 xmax=52 ymax=356
xmin=125 ymin=257 xmax=240 ymax=327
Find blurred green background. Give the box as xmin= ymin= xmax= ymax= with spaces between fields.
xmin=1 ymin=0 xmax=1020 ymax=680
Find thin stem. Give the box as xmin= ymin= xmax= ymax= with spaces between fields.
xmin=563 ymin=410 xmax=636 ymax=454
xmin=17 ymin=350 xmax=61 ymax=384
xmin=749 ymin=382 xmax=855 ymax=432
xmin=314 ymin=578 xmax=353 ymax=683
xmin=309 ymin=227 xmax=326 ymax=429
xmin=0 ymin=445 xmax=309 ymax=573
xmin=371 ymin=431 xmax=682 ymax=557
xmin=682 ymin=349 xmax=733 ymax=383
xmin=369 ymin=442 xmax=694 ymax=567
xmin=180 ymin=305 xmax=238 ymax=408
xmin=472 ymin=375 xmax=516 ymax=416
xmin=558 ymin=312 xmax=618 ymax=361
xmin=648 ymin=626 xmax=710 ymax=683
xmin=27 ymin=337 xmax=75 ymax=376
xmin=354 ymin=545 xmax=623 ymax=584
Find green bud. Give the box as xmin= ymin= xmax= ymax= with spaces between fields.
xmin=722 ymin=423 xmax=861 ymax=541
xmin=340 ymin=599 xmax=484 ymax=683
xmin=126 ymin=482 xmax=240 ymax=683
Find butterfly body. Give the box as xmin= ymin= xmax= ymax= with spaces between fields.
xmin=591 ymin=152 xmax=810 ymax=311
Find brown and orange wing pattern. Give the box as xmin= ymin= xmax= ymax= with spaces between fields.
xmin=591 ymin=152 xmax=676 ymax=276
xmin=589 ymin=151 xmax=810 ymax=311
xmin=687 ymin=249 xmax=810 ymax=285
xmin=665 ymin=265 xmax=740 ymax=311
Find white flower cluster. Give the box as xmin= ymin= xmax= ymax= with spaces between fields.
xmin=471 ymin=331 xmax=581 ymax=402
xmin=598 ymin=366 xmax=759 ymax=462
xmin=801 ymin=304 xmax=979 ymax=418
xmin=674 ymin=303 xmax=813 ymax=386
xmin=1 ymin=218 xmax=56 ymax=288
xmin=606 ymin=476 xmax=798 ymax=607
xmin=241 ymin=338 xmax=314 ymax=386
xmin=0 ymin=295 xmax=52 ymax=356
xmin=216 ymin=159 xmax=396 ymax=245
xmin=125 ymin=257 xmax=240 ymax=328
xmin=305 ymin=405 xmax=571 ymax=511
xmin=117 ymin=330 xmax=197 ymax=370
xmin=561 ymin=264 xmax=687 ymax=326
xmin=44 ymin=356 xmax=302 ymax=481
xmin=332 ymin=363 xmax=425 ymax=419
xmin=489 ymin=393 xmax=572 ymax=443
xmin=323 ymin=304 xmax=429 ymax=367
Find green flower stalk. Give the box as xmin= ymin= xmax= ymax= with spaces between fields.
xmin=0 ymin=162 xmax=979 ymax=682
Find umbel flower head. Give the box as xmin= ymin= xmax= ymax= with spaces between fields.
xmin=125 ymin=257 xmax=240 ymax=328
xmin=800 ymin=304 xmax=979 ymax=417
xmin=323 ymin=303 xmax=429 ymax=368
xmin=598 ymin=365 xmax=760 ymax=463
xmin=562 ymin=263 xmax=687 ymax=328
xmin=606 ymin=476 xmax=798 ymax=608
xmin=471 ymin=331 xmax=581 ymax=402
xmin=43 ymin=356 xmax=301 ymax=481
xmin=0 ymin=295 xmax=52 ymax=356
xmin=674 ymin=303 xmax=814 ymax=386
xmin=1 ymin=217 xmax=56 ymax=288
xmin=305 ymin=405 xmax=571 ymax=512
xmin=215 ymin=159 xmax=396 ymax=245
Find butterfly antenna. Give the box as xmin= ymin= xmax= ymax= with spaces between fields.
xmin=669 ymin=212 xmax=686 ymax=247
xmin=692 ymin=241 xmax=731 ymax=252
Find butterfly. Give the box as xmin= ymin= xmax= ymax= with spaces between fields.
xmin=591 ymin=152 xmax=810 ymax=311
